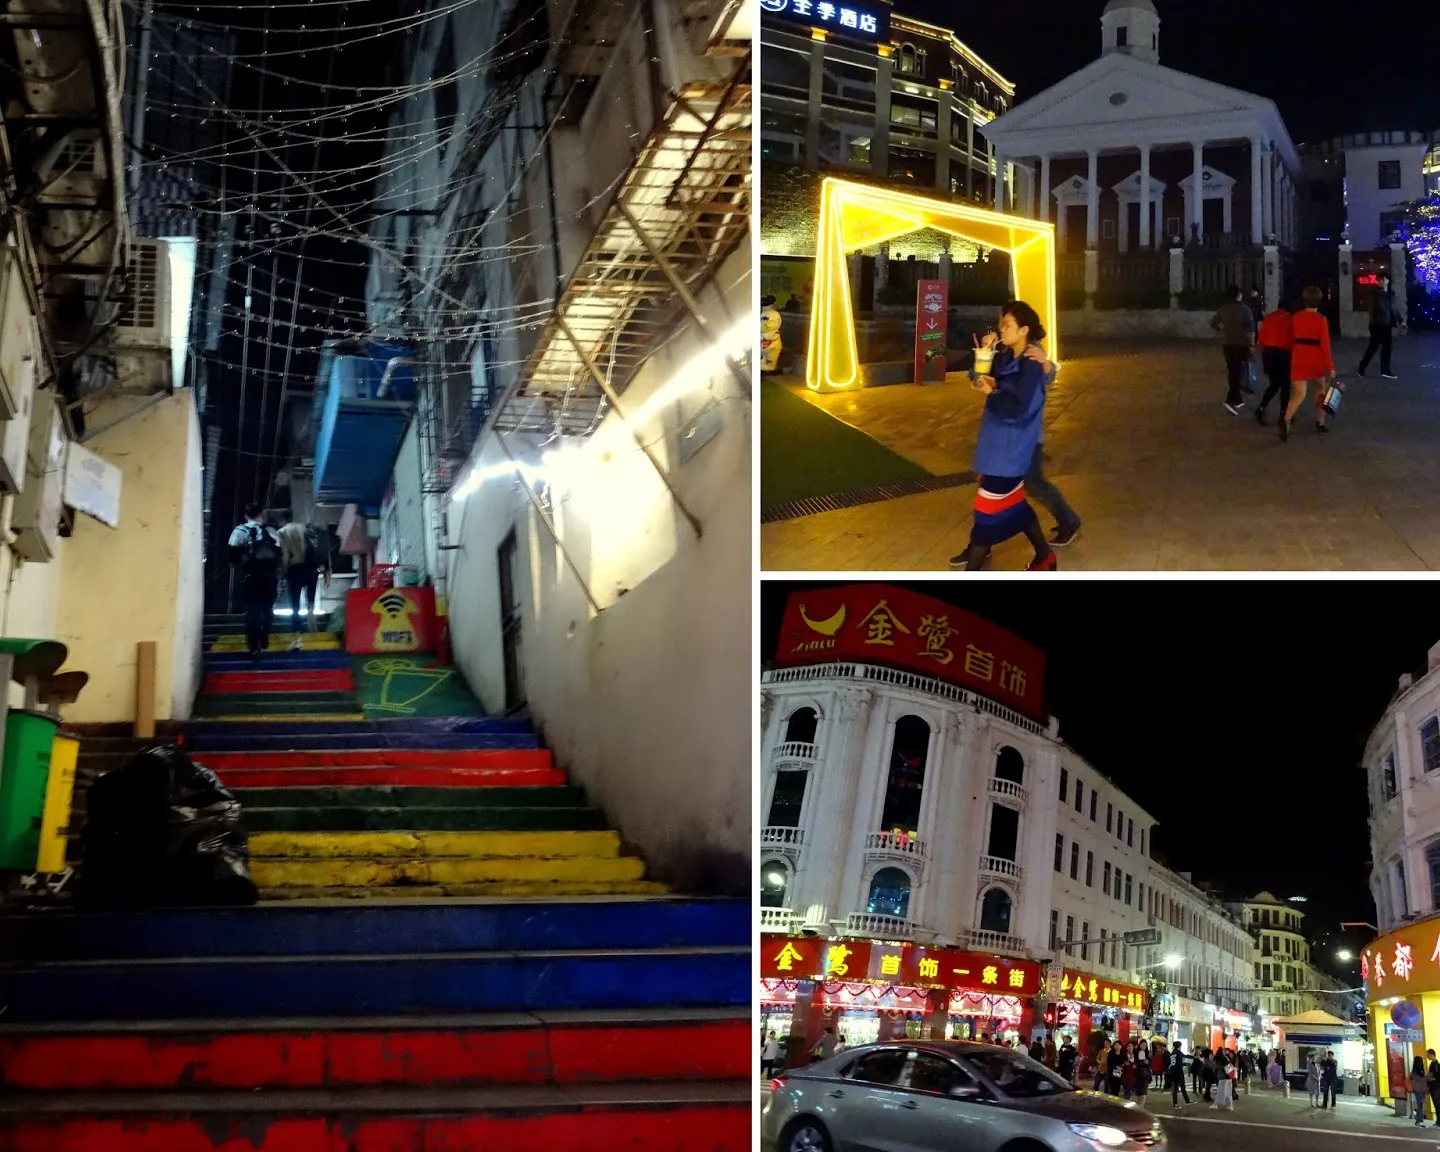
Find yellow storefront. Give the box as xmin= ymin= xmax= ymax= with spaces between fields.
xmin=1363 ymin=917 xmax=1440 ymax=1105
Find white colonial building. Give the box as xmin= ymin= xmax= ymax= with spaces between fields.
xmin=1366 ymin=640 xmax=1440 ymax=932
xmin=982 ymin=0 xmax=1300 ymax=254
xmin=1224 ymin=891 xmax=1324 ymax=1022
xmin=760 ymin=658 xmax=1256 ymax=1020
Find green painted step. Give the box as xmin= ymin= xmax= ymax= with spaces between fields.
xmin=241 ymin=806 xmax=610 ymax=833
xmin=231 ymin=786 xmax=588 ymax=809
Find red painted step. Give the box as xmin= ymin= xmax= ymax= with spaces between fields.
xmin=203 ymin=671 xmax=356 ymax=693
xmin=201 ymin=749 xmax=553 ymax=771
xmin=0 ymin=1103 xmax=750 ymax=1152
xmin=0 ymin=1017 xmax=749 ymax=1091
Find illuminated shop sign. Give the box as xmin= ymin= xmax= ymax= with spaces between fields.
xmin=763 ymin=936 xmax=1042 ymax=996
xmin=759 ymin=0 xmax=890 ymax=41
xmin=1059 ymin=969 xmax=1147 ymax=1011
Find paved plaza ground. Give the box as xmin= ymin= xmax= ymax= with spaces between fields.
xmin=760 ymin=333 xmax=1440 ymax=571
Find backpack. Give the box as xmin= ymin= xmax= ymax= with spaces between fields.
xmin=242 ymin=523 xmax=278 ymax=570
xmin=303 ymin=525 xmax=329 ymax=570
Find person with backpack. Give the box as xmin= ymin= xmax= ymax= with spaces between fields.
xmin=277 ymin=513 xmax=332 ymax=649
xmin=228 ymin=503 xmax=281 ymax=660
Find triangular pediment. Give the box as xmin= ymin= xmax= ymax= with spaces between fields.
xmin=990 ymin=53 xmax=1271 ymax=137
xmin=1112 ymin=171 xmax=1168 ymax=196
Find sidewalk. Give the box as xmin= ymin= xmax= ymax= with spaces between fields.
xmin=760 ymin=334 xmax=1440 ymax=571
xmin=1163 ymin=1084 xmax=1440 ymax=1139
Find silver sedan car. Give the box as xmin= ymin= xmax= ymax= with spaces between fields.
xmin=762 ymin=1040 xmax=1164 ymax=1152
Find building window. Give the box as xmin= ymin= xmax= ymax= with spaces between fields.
xmin=1090 ymin=792 xmax=1098 ymax=822
xmin=1103 ymin=861 xmax=1112 ymax=895
xmin=980 ymin=888 xmax=1013 ymax=934
xmin=1055 ymin=833 xmax=1065 ymax=872
xmin=1070 ymin=842 xmax=1080 ymax=880
xmin=1140 ymin=828 xmax=1145 ymax=856
xmin=1125 ymin=874 xmax=1134 ymax=905
xmin=1423 ymin=718 xmax=1440 ymax=774
xmin=897 ymin=43 xmax=920 ymax=75
xmin=761 ymin=860 xmax=789 ymax=907
xmin=1426 ymin=840 xmax=1440 ymax=909
xmin=1379 ymin=160 xmax=1403 ymax=190
xmin=1106 ymin=804 xmax=1113 ymax=833
xmin=880 ymin=716 xmax=930 ymax=834
xmin=995 ymin=746 xmax=1024 ymax=784
xmin=1116 ymin=809 xmax=1124 ymax=841
xmin=1086 ymin=851 xmax=1095 ymax=887
xmin=1066 ymin=915 xmax=1076 ymax=954
xmin=1059 ymin=767 xmax=1069 ymax=802
xmin=1383 ymin=752 xmax=1398 ymax=799
xmin=1102 ymin=219 xmax=1116 ymax=239
xmin=1116 ymin=25 xmax=1128 ymax=47
xmin=1127 ymin=819 xmax=1134 ymax=847
xmin=1050 ymin=909 xmax=1060 ymax=950
xmin=1396 ymin=859 xmax=1410 ymax=918
xmin=1075 ymin=780 xmax=1083 ymax=813
xmin=987 ymin=804 xmax=1020 ymax=861
xmin=1081 ymin=921 xmax=1090 ymax=961
xmin=766 ymin=770 xmax=807 ymax=827
xmin=783 ymin=707 xmax=819 ymax=744
xmin=866 ymin=866 xmax=913 ymax=919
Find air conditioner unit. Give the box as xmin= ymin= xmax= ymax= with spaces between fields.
xmin=11 ymin=392 xmax=64 ymax=563
xmin=0 ymin=247 xmax=34 ymax=420
xmin=113 ymin=239 xmax=171 ymax=351
xmin=0 ymin=355 xmax=36 ymax=494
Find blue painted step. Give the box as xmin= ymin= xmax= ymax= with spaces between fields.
xmin=0 ymin=899 xmax=749 ymax=961
xmin=0 ymin=948 xmax=748 ymax=1020
xmin=204 ymin=651 xmax=353 ymax=672
xmin=182 ymin=732 xmax=542 ymax=752
xmin=182 ymin=718 xmax=534 ymax=737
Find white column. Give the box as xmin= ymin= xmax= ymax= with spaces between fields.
xmin=1039 ymin=154 xmax=1051 ymax=224
xmin=1271 ymin=154 xmax=1282 ymax=243
xmin=993 ymin=147 xmax=1003 ymax=212
xmin=1056 ymin=200 xmax=1067 ymax=249
xmin=1190 ymin=141 xmax=1204 ymax=242
xmin=1250 ymin=137 xmax=1264 ymax=246
xmin=1086 ymin=149 xmax=1100 ymax=247
xmin=1262 ymin=145 xmax=1274 ymax=241
xmin=1139 ymin=145 xmax=1152 ymax=251
xmin=1118 ymin=197 xmax=1130 ymax=254
xmin=1222 ymin=191 xmax=1232 ymax=235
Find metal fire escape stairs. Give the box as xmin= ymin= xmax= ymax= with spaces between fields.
xmin=490 ymin=38 xmax=751 ymax=538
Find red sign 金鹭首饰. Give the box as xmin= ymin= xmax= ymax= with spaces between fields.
xmin=762 ymin=936 xmax=1042 ymax=998
xmin=1058 ymin=970 xmax=1147 ymax=1012
xmin=772 ymin=585 xmax=1046 ymax=719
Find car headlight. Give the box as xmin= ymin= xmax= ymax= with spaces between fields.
xmin=1068 ymin=1123 xmax=1130 ymax=1148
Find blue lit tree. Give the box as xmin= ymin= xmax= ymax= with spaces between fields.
xmin=1394 ymin=197 xmax=1440 ymax=327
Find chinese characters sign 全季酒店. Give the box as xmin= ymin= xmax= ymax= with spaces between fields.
xmin=762 ymin=937 xmax=1042 ymax=997
xmin=773 ymin=584 xmax=1047 ymax=720
xmin=758 ymin=0 xmax=889 ymax=40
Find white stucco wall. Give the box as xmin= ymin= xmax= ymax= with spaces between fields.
xmin=443 ymin=244 xmax=751 ymax=895
xmin=1343 ymin=143 xmax=1429 ymax=249
xmin=169 ymin=391 xmax=205 ymax=719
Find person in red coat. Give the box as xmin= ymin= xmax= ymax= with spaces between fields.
xmin=1282 ymin=285 xmax=1337 ymax=441
xmin=1254 ymin=301 xmax=1295 ymax=426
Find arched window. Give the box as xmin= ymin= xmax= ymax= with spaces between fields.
xmin=994 ymin=746 xmax=1024 ymax=785
xmin=980 ymin=888 xmax=1013 ymax=934
xmin=880 ymin=716 xmax=930 ymax=834
xmin=867 ymin=866 xmax=912 ymax=918
xmin=783 ymin=707 xmax=818 ymax=745
xmin=897 ymin=43 xmax=918 ymax=75
xmin=761 ymin=861 xmax=789 ymax=908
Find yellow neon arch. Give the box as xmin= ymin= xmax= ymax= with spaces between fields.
xmin=806 ymin=177 xmax=1059 ymax=391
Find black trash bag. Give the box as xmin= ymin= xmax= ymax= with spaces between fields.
xmin=77 ymin=744 xmax=258 ymax=907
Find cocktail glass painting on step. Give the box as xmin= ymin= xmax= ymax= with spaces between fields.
xmin=758 ymin=0 xmax=1439 ymax=572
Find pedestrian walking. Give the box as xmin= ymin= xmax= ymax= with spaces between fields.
xmin=1210 ymin=284 xmax=1257 ymax=415
xmin=1282 ymin=286 xmax=1338 ymax=440
xmin=1168 ymin=1041 xmax=1191 ymax=1109
xmin=1254 ymin=300 xmax=1295 ymax=425
xmin=1044 ymin=1032 xmax=1058 ymax=1070
xmin=1023 ymin=356 xmax=1081 ymax=548
xmin=1305 ymin=1054 xmax=1321 ymax=1106
xmin=277 ymin=514 xmax=332 ymax=650
xmin=1058 ymin=1035 xmax=1078 ymax=1082
xmin=1268 ymin=1051 xmax=1285 ymax=1088
xmin=228 ymin=503 xmax=281 ymax=661
xmin=811 ymin=1027 xmax=837 ymax=1063
xmin=1135 ymin=1050 xmax=1152 ymax=1106
xmin=951 ymin=301 xmax=1058 ymax=572
xmin=1105 ymin=1040 xmax=1124 ymax=1096
xmin=1426 ymin=1048 xmax=1440 ymax=1127
xmin=1212 ymin=1050 xmax=1235 ymax=1110
xmin=1357 ymin=272 xmax=1404 ymax=380
xmin=1318 ymin=1050 xmax=1338 ymax=1108
xmin=761 ymin=1031 xmax=780 ymax=1078
xmin=1411 ymin=1055 xmax=1431 ymax=1126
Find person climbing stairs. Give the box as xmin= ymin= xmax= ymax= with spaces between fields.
xmin=0 ymin=614 xmax=751 ymax=1149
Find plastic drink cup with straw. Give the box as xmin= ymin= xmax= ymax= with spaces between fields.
xmin=972 ymin=333 xmax=995 ymax=384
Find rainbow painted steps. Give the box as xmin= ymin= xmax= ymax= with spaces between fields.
xmin=209 ymin=632 xmax=343 ymax=653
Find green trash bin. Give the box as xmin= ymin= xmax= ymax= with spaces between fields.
xmin=0 ymin=710 xmax=60 ymax=871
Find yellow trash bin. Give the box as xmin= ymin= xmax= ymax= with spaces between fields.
xmin=35 ymin=733 xmax=79 ymax=873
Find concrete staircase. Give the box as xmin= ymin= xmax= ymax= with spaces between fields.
xmin=0 ymin=616 xmax=751 ymax=1149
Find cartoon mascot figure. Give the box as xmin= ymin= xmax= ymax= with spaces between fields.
xmin=760 ymin=294 xmax=783 ymax=375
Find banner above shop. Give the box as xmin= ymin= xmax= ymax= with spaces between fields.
xmin=1361 ymin=915 xmax=1440 ymax=1002
xmin=763 ymin=936 xmax=1042 ymax=997
xmin=773 ymin=585 xmax=1047 ymax=719
xmin=1058 ymin=969 xmax=1147 ymax=1011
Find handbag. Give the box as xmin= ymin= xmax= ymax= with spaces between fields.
xmin=1323 ymin=382 xmax=1343 ymax=415
xmin=1246 ymin=360 xmax=1259 ymax=393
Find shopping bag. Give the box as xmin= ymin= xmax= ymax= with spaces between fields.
xmin=1323 ymin=382 xmax=1343 ymax=415
xmin=1245 ymin=361 xmax=1259 ymax=393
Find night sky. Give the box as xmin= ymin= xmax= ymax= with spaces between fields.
xmin=901 ymin=0 xmax=1440 ymax=142
xmin=761 ymin=580 xmax=1440 ymax=970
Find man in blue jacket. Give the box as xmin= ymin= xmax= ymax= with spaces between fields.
xmin=950 ymin=300 xmax=1058 ymax=571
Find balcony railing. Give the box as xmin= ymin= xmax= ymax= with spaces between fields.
xmin=864 ymin=830 xmax=928 ymax=860
xmin=761 ymin=907 xmax=801 ymax=934
xmin=957 ymin=928 xmax=1030 ymax=956
xmin=988 ymin=777 xmax=1027 ymax=804
xmin=772 ymin=741 xmax=818 ymax=771
xmin=762 ymin=826 xmax=807 ymax=847
xmin=845 ymin=912 xmax=917 ymax=940
xmin=979 ymin=855 xmax=1022 ymax=881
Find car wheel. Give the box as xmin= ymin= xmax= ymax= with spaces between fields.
xmin=998 ymin=1141 xmax=1053 ymax=1152
xmin=780 ymin=1117 xmax=834 ymax=1152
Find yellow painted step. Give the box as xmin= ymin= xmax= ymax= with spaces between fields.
xmin=260 ymin=880 xmax=671 ymax=901
xmin=252 ymin=854 xmax=647 ymax=888
xmin=203 ymin=713 xmax=367 ymax=723
xmin=210 ymin=633 xmax=341 ymax=653
xmin=249 ymin=830 xmax=622 ymax=859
